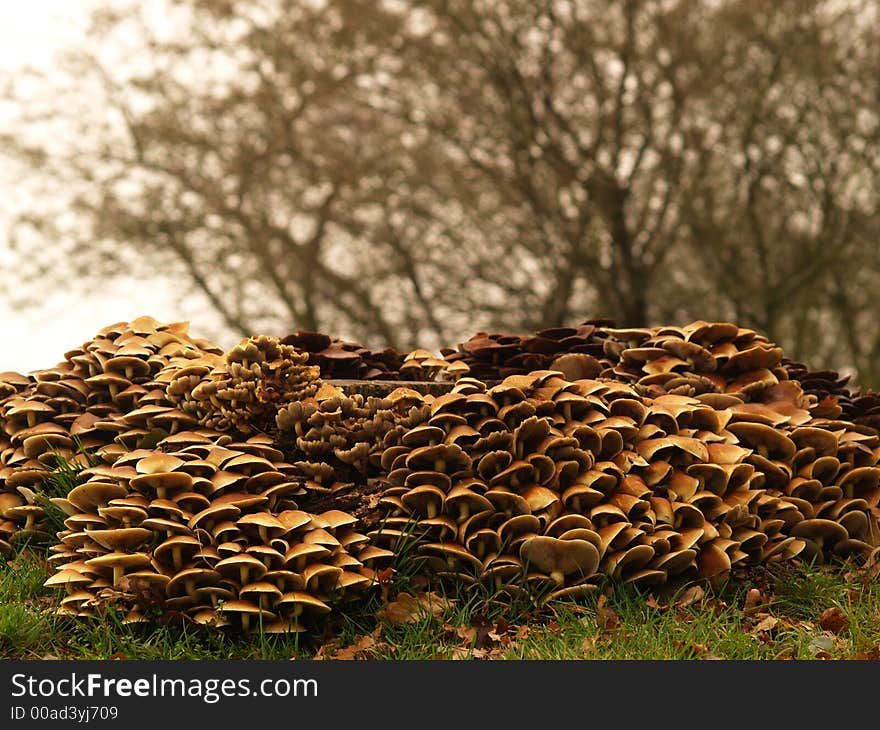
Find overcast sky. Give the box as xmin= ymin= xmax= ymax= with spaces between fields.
xmin=0 ymin=1 xmax=233 ymax=374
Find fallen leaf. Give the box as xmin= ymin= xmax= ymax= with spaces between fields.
xmin=675 ymin=585 xmax=705 ymax=609
xmin=808 ymin=634 xmax=835 ymax=656
xmin=329 ymin=634 xmax=378 ymax=660
xmin=818 ymin=607 xmax=849 ymax=635
xmin=596 ymin=595 xmax=620 ymax=631
xmin=752 ymin=615 xmax=778 ymax=633
xmin=851 ymin=646 xmax=880 ymax=660
xmin=375 ymin=591 xmax=452 ymax=625
xmin=470 ymin=613 xmax=494 ymax=649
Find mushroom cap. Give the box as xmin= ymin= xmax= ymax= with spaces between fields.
xmin=312 ymin=510 xmax=358 ymax=531
xmin=43 ymin=569 xmax=93 ymax=588
xmin=136 ymin=453 xmax=186 ymax=474
xmin=85 ymin=551 xmax=151 ymax=572
xmin=130 ymin=472 xmax=194 ymax=495
xmin=727 ymin=422 xmax=796 ymax=461
xmin=166 ymin=567 xmax=221 ymax=596
xmin=790 ymin=427 xmax=839 ymax=458
xmin=519 ymin=536 xmax=600 ymax=583
xmin=790 ymin=519 xmax=848 ymax=545
xmin=215 ymin=553 xmax=268 ymax=579
xmin=239 ymin=581 xmax=283 ymax=602
xmin=277 ymin=591 xmax=331 ymax=614
xmin=85 ymin=528 xmax=153 ymax=552
xmin=67 ymin=482 xmax=129 ymax=512
xmin=219 ymin=599 xmax=276 ymax=618
xmin=154 ymin=535 xmax=202 ymax=561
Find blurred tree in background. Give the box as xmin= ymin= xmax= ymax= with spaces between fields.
xmin=2 ymin=0 xmax=878 ymax=382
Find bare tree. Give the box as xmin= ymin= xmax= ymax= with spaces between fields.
xmin=3 ymin=0 xmax=878 ymax=381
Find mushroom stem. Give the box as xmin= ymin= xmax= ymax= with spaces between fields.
xmin=112 ymin=566 xmax=124 ymax=585
xmin=173 ymin=547 xmax=183 ymax=571
xmin=550 ymin=570 xmax=565 ymax=586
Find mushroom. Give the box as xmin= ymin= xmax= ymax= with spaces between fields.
xmin=519 ymin=536 xmax=599 ymax=585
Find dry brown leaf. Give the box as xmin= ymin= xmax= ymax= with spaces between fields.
xmin=675 ymin=585 xmax=705 ymax=609
xmin=596 ymin=595 xmax=620 ymax=631
xmin=376 ymin=591 xmax=452 ymax=625
xmin=851 ymin=646 xmax=880 ymax=660
xmin=752 ymin=615 xmax=778 ymax=633
xmin=818 ymin=607 xmax=849 ymax=635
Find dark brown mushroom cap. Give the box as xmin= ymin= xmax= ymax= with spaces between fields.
xmin=519 ymin=536 xmax=600 ymax=585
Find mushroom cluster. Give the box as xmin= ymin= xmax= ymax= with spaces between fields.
xmin=275 ymin=386 xmax=402 ymax=483
xmin=0 ymin=317 xmax=222 ymax=550
xmin=368 ymin=370 xmax=880 ymax=598
xmin=21 ymin=315 xmax=880 ymax=633
xmin=442 ymin=322 xmax=612 ymax=382
xmin=45 ymin=437 xmax=389 ymax=630
xmin=281 ymin=331 xmax=405 ymax=380
xmin=167 ymin=336 xmax=321 ymax=434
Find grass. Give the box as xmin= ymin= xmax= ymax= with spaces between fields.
xmin=2 ymin=545 xmax=878 ymax=660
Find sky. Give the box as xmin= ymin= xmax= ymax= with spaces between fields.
xmin=0 ymin=1 xmax=230 ymax=374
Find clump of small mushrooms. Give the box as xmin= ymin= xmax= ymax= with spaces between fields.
xmin=16 ymin=316 xmax=879 ymax=634
xmin=1 ymin=317 xmax=222 ymax=552
xmin=167 ymin=335 xmax=321 ymax=434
